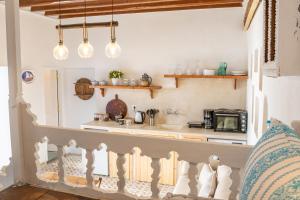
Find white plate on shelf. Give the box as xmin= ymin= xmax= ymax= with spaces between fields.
xmin=203 ymin=69 xmax=216 ymax=76
xmin=231 ymin=71 xmax=247 ymax=76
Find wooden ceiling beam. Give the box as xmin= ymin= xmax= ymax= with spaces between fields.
xmin=58 ymin=2 xmax=242 ymax=19
xmin=20 ymin=0 xmax=73 ymax=7
xmin=243 ymin=0 xmax=261 ymax=31
xmin=30 ymin=0 xmax=242 ymax=11
xmin=44 ymin=0 xmax=242 ymax=16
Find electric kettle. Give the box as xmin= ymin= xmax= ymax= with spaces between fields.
xmin=134 ymin=111 xmax=146 ymax=124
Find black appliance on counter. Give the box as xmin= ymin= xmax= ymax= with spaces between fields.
xmin=213 ymin=109 xmax=247 ymax=133
xmin=202 ymin=109 xmax=247 ymax=133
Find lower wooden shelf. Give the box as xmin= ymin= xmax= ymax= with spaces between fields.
xmin=164 ymin=74 xmax=248 ymax=90
xmin=90 ymin=85 xmax=162 ymax=99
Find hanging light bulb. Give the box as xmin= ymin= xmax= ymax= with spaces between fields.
xmin=78 ymin=0 xmax=94 ymax=59
xmin=53 ymin=0 xmax=69 ymax=61
xmin=105 ymin=0 xmax=121 ymax=58
xmin=106 ymin=26 xmax=121 ymax=58
xmin=53 ymin=40 xmax=69 ymax=60
xmin=78 ymin=40 xmax=94 ymax=58
xmin=78 ymin=25 xmax=94 ymax=58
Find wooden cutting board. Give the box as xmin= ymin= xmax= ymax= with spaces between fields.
xmin=106 ymin=94 xmax=127 ymax=120
xmin=74 ymin=78 xmax=94 ymax=100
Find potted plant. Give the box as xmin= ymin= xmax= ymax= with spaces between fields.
xmin=109 ymin=70 xmax=124 ymax=85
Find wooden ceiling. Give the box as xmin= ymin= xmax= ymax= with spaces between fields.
xmin=19 ymin=0 xmax=243 ymax=19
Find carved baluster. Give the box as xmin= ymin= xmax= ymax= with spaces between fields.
xmin=86 ymin=149 xmax=94 ymax=188
xmin=116 ymin=153 xmax=126 ymax=192
xmin=151 ymin=158 xmax=161 ymax=198
xmin=188 ymin=162 xmax=198 ymax=197
xmin=57 ymin=146 xmax=64 ymax=183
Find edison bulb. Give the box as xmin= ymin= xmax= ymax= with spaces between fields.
xmin=78 ymin=41 xmax=94 ymax=58
xmin=105 ymin=41 xmax=121 ymax=58
xmin=53 ymin=43 xmax=69 ymax=60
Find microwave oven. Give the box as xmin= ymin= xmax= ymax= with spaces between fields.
xmin=213 ymin=109 xmax=247 ymax=133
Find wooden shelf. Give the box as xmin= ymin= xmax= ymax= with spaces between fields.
xmin=90 ymin=85 xmax=162 ymax=99
xmin=164 ymin=74 xmax=248 ymax=90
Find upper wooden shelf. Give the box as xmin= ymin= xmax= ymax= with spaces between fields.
xmin=164 ymin=74 xmax=248 ymax=90
xmin=90 ymin=85 xmax=162 ymax=99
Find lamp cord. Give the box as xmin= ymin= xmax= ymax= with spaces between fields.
xmin=112 ymin=0 xmax=114 ymax=22
xmin=58 ymin=0 xmax=61 ymax=26
xmin=83 ymin=0 xmax=88 ymax=41
xmin=84 ymin=0 xmax=87 ymax=24
xmin=58 ymin=0 xmax=63 ymax=43
xmin=111 ymin=0 xmax=115 ymax=42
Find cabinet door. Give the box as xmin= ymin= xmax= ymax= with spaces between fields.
xmin=181 ymin=134 xmax=207 ymax=142
xmin=131 ymin=148 xmax=152 ymax=182
xmin=160 ymin=152 xmax=178 ymax=185
xmin=130 ymin=132 xmax=178 ymax=185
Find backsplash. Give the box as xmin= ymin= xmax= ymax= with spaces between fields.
xmin=94 ymin=78 xmax=247 ymax=125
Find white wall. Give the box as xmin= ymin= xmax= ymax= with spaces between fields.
xmin=278 ymin=0 xmax=300 ymax=76
xmin=247 ymin=2 xmax=300 ymax=145
xmin=62 ymin=8 xmax=248 ymax=125
xmin=263 ymin=76 xmax=300 ymax=124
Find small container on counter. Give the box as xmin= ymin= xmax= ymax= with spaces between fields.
xmin=118 ymin=119 xmax=125 ymax=125
xmin=94 ymin=113 xmax=100 ymax=121
xmin=100 ymin=113 xmax=109 ymax=121
xmin=124 ymin=118 xmax=133 ymax=126
xmin=115 ymin=114 xmax=123 ymax=122
xmin=94 ymin=113 xmax=109 ymax=121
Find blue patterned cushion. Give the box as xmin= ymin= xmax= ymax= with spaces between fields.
xmin=240 ymin=123 xmax=300 ymax=200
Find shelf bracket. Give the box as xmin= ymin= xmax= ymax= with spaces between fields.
xmin=100 ymin=88 xmax=105 ymax=97
xmin=234 ymin=79 xmax=237 ymax=90
xmin=175 ymin=78 xmax=179 ymax=88
xmin=149 ymin=89 xmax=154 ymax=99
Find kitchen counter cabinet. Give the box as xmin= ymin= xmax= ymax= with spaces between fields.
xmin=81 ymin=120 xmax=247 ymax=142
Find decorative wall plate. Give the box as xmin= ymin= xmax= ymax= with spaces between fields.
xmin=21 ymin=70 xmax=35 ymax=84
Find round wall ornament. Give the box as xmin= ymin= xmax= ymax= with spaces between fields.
xmin=21 ymin=70 xmax=35 ymax=84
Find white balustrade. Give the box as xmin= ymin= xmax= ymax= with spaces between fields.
xmin=13 ymin=102 xmax=252 ymax=200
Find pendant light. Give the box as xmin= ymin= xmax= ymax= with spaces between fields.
xmin=78 ymin=0 xmax=94 ymax=58
xmin=105 ymin=0 xmax=121 ymax=58
xmin=53 ymin=0 xmax=69 ymax=60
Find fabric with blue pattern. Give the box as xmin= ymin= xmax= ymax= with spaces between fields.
xmin=240 ymin=122 xmax=300 ymax=200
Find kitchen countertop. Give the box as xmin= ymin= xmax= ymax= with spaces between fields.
xmin=81 ymin=120 xmax=247 ymax=142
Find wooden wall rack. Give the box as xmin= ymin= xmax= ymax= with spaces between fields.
xmin=90 ymin=85 xmax=162 ymax=99
xmin=164 ymin=74 xmax=248 ymax=90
